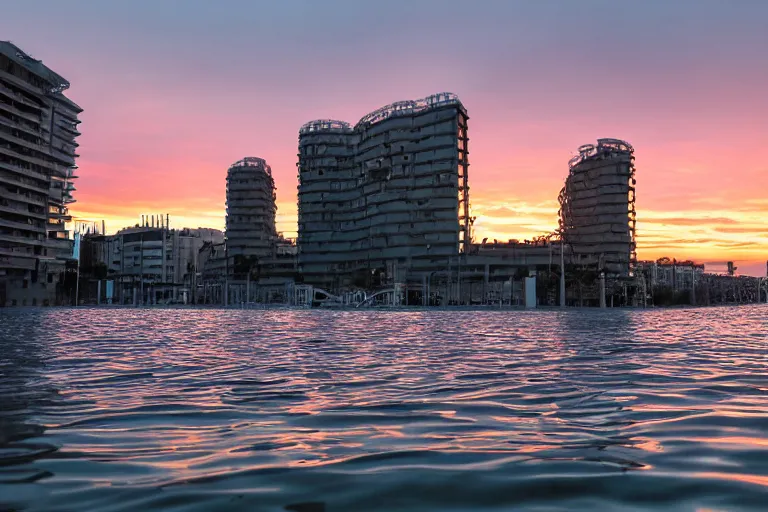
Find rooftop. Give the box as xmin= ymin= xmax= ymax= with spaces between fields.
xmin=568 ymin=138 xmax=634 ymax=169
xmin=228 ymin=157 xmax=272 ymax=175
xmin=299 ymin=119 xmax=352 ymax=135
xmin=0 ymin=41 xmax=70 ymax=93
xmin=355 ymin=92 xmax=463 ymax=129
xmin=299 ymin=92 xmax=464 ymax=135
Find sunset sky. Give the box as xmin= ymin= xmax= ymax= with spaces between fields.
xmin=4 ymin=0 xmax=767 ymax=275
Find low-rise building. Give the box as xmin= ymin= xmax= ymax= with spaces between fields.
xmin=636 ymin=259 xmax=705 ymax=291
xmin=198 ymin=234 xmax=298 ymax=304
xmin=81 ymin=218 xmax=224 ymax=304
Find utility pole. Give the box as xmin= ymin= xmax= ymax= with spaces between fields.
xmin=73 ymin=231 xmax=81 ymax=306
xmin=457 ymin=252 xmax=462 ymax=305
xmin=559 ymin=238 xmax=566 ymax=307
xmin=224 ymin=244 xmax=229 ymax=307
xmin=599 ymin=271 xmax=606 ymax=308
xmin=140 ymin=233 xmax=144 ymax=306
xmin=691 ymin=269 xmax=697 ymax=306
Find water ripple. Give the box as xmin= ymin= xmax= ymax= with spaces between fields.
xmin=0 ymin=305 xmax=767 ymax=511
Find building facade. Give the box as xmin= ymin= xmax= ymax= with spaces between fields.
xmin=0 ymin=42 xmax=82 ymax=306
xmin=82 ymin=220 xmax=224 ymax=305
xmin=558 ymin=138 xmax=637 ymax=277
xmin=225 ymin=157 xmax=278 ymax=273
xmin=297 ymin=92 xmax=470 ymax=292
xmin=636 ymin=259 xmax=705 ymax=291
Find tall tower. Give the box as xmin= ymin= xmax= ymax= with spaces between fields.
xmin=225 ymin=157 xmax=277 ymax=278
xmin=558 ymin=138 xmax=636 ymax=277
xmin=0 ymin=41 xmax=82 ymax=306
xmin=297 ymin=93 xmax=469 ymax=292
xmin=297 ymin=120 xmax=356 ymax=290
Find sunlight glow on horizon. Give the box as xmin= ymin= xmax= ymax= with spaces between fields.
xmin=4 ymin=0 xmax=762 ymax=275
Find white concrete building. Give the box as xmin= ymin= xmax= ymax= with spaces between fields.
xmin=85 ymin=220 xmax=224 ymax=304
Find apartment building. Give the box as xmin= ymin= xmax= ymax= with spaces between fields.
xmin=225 ymin=157 xmax=278 ymax=270
xmin=297 ymin=92 xmax=470 ymax=292
xmin=558 ymin=138 xmax=637 ymax=277
xmin=0 ymin=41 xmax=82 ymax=306
xmin=82 ymin=219 xmax=224 ymax=304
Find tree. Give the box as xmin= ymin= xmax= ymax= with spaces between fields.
xmin=233 ymin=255 xmax=260 ymax=281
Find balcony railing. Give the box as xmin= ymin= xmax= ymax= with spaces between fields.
xmin=0 ymin=158 xmax=49 ymax=182
xmin=0 ymin=217 xmax=46 ymax=233
xmin=0 ymin=77 xmax=43 ymax=110
xmin=0 ymin=232 xmax=45 ymax=246
xmin=0 ymin=99 xmax=41 ymax=125
xmin=0 ymin=188 xmax=46 ymax=206
xmin=0 ymin=201 xmax=46 ymax=219
xmin=0 ymin=172 xmax=48 ymax=194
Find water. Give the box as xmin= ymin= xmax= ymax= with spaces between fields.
xmin=1 ymin=306 xmax=767 ymax=511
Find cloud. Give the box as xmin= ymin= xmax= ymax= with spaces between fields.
xmin=712 ymin=226 xmax=767 ymax=234
xmin=714 ymin=241 xmax=759 ymax=248
xmin=479 ymin=206 xmax=520 ymax=217
xmin=475 ymin=224 xmax=551 ymax=234
xmin=640 ymin=217 xmax=739 ymax=226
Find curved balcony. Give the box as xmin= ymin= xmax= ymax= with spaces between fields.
xmin=228 ymin=157 xmax=271 ymax=176
xmin=355 ymin=92 xmax=462 ymax=129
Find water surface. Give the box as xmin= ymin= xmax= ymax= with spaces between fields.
xmin=1 ymin=306 xmax=767 ymax=511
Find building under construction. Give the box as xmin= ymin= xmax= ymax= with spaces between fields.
xmin=0 ymin=42 xmax=82 ymax=306
xmin=558 ymin=138 xmax=637 ymax=277
xmin=297 ymin=92 xmax=471 ymax=292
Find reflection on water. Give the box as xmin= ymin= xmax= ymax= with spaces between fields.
xmin=1 ymin=306 xmax=767 ymax=511
xmin=0 ymin=310 xmax=59 ymax=498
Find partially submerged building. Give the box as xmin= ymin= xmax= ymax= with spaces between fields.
xmin=297 ymin=92 xmax=471 ymax=292
xmin=217 ymin=157 xmax=297 ymax=302
xmin=225 ymin=157 xmax=278 ymax=268
xmin=636 ymin=258 xmax=705 ymax=292
xmin=558 ymin=138 xmax=637 ymax=277
xmin=635 ymin=258 xmax=764 ymax=306
xmin=296 ymin=95 xmax=643 ymax=305
xmin=0 ymin=41 xmax=82 ymax=306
